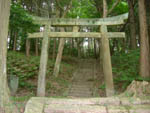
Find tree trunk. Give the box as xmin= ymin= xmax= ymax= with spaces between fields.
xmin=35 ymin=39 xmax=39 ymax=56
xmin=138 ymin=0 xmax=150 ymax=78
xmin=77 ymin=39 xmax=81 ymax=58
xmin=53 ymin=28 xmax=65 ymax=77
xmin=13 ymin=32 xmax=17 ymax=51
xmin=52 ymin=38 xmax=56 ymax=60
xmin=145 ymin=0 xmax=150 ymax=45
xmin=9 ymin=30 xmax=13 ymax=50
xmin=26 ymin=39 xmax=30 ymax=57
xmin=53 ymin=1 xmax=73 ymax=77
xmin=128 ymin=0 xmax=137 ymax=49
xmin=0 ymin=0 xmax=19 ymax=113
xmin=94 ymin=39 xmax=97 ymax=59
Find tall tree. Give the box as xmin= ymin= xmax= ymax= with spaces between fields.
xmin=0 ymin=0 xmax=19 ymax=113
xmin=128 ymin=0 xmax=137 ymax=49
xmin=53 ymin=0 xmax=73 ymax=77
xmin=138 ymin=0 xmax=150 ymax=78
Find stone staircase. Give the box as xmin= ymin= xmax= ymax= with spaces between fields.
xmin=68 ymin=83 xmax=92 ymax=97
xmin=67 ymin=59 xmax=96 ymax=98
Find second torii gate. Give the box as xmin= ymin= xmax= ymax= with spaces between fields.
xmin=28 ymin=13 xmax=128 ymax=97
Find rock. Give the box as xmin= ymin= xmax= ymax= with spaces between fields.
xmin=119 ymin=80 xmax=150 ymax=97
xmin=24 ymin=97 xmax=46 ymax=113
xmin=8 ymin=75 xmax=19 ymax=95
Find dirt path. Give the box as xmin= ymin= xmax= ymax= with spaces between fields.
xmin=67 ymin=59 xmax=100 ymax=98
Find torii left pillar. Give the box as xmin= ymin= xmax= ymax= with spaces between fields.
xmin=37 ymin=25 xmax=50 ymax=96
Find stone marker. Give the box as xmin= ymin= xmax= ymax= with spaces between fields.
xmin=8 ymin=75 xmax=19 ymax=95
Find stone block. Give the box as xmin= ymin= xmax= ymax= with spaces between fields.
xmin=44 ymin=104 xmax=107 ymax=113
xmin=107 ymin=106 xmax=128 ymax=113
xmin=24 ymin=97 xmax=46 ymax=113
xmin=129 ymin=105 xmax=150 ymax=113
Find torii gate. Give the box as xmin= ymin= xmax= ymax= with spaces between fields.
xmin=28 ymin=13 xmax=128 ymax=97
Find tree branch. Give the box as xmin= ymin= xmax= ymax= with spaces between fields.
xmin=108 ymin=0 xmax=121 ymax=15
xmin=62 ymin=0 xmax=73 ymax=17
xmin=55 ymin=0 xmax=64 ymax=11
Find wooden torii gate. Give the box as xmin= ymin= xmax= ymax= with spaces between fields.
xmin=28 ymin=13 xmax=128 ymax=97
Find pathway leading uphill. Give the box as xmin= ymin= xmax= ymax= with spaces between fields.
xmin=68 ymin=59 xmax=98 ymax=98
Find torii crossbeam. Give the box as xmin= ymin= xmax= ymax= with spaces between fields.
xmin=28 ymin=13 xmax=128 ymax=97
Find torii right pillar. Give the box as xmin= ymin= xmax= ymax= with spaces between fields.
xmin=100 ymin=25 xmax=114 ymax=97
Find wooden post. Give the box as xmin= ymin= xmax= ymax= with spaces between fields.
xmin=100 ymin=25 xmax=114 ymax=97
xmin=37 ymin=25 xmax=50 ymax=97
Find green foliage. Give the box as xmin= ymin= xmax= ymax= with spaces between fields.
xmin=112 ymin=49 xmax=150 ymax=90
xmin=7 ymin=51 xmax=40 ymax=89
xmin=67 ymin=0 xmax=98 ymax=18
xmin=10 ymin=2 xmax=39 ymax=33
xmin=99 ymin=84 xmax=106 ymax=90
xmin=7 ymin=51 xmax=75 ymax=96
xmin=9 ymin=2 xmax=40 ymax=51
xmin=109 ymin=0 xmax=129 ymax=15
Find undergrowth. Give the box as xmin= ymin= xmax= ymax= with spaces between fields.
xmin=112 ymin=49 xmax=150 ymax=91
xmin=7 ymin=51 xmax=76 ymax=98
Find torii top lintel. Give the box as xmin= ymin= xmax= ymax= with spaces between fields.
xmin=32 ymin=13 xmax=128 ymax=26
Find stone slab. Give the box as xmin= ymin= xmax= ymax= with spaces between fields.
xmin=107 ymin=106 xmax=128 ymax=113
xmin=44 ymin=104 xmax=107 ymax=113
xmin=129 ymin=105 xmax=150 ymax=113
xmin=24 ymin=97 xmax=46 ymax=113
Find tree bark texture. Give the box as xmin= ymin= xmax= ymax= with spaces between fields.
xmin=0 ymin=0 xmax=19 ymax=113
xmin=128 ymin=0 xmax=137 ymax=49
xmin=77 ymin=39 xmax=81 ymax=58
xmin=53 ymin=28 xmax=65 ymax=77
xmin=52 ymin=38 xmax=56 ymax=60
xmin=26 ymin=39 xmax=31 ymax=57
xmin=138 ymin=0 xmax=150 ymax=78
xmin=35 ymin=39 xmax=39 ymax=56
xmin=13 ymin=32 xmax=17 ymax=51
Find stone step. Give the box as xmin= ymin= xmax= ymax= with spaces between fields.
xmin=70 ymin=85 xmax=91 ymax=89
xmin=44 ymin=104 xmax=150 ymax=113
xmin=68 ymin=91 xmax=92 ymax=96
xmin=68 ymin=91 xmax=92 ymax=95
xmin=67 ymin=94 xmax=92 ymax=97
xmin=69 ymin=88 xmax=91 ymax=92
xmin=71 ymin=83 xmax=93 ymax=86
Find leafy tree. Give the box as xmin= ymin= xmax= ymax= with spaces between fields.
xmin=9 ymin=2 xmax=39 ymax=51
